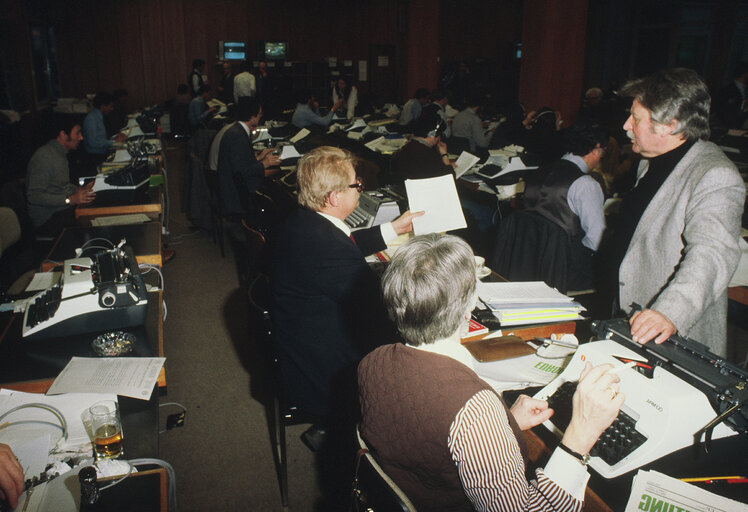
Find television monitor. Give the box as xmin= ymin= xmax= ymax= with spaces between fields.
xmin=220 ymin=41 xmax=246 ymax=60
xmin=264 ymin=41 xmax=288 ymax=61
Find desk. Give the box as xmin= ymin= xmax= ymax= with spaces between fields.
xmin=42 ymin=222 xmax=162 ymax=271
xmin=0 ymin=290 xmax=165 ymax=392
xmin=75 ymin=186 xmax=162 ymax=224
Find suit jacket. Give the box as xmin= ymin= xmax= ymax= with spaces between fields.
xmin=619 ymin=141 xmax=745 ymax=356
xmin=271 ymin=207 xmax=391 ymax=417
xmin=217 ymin=122 xmax=264 ymax=216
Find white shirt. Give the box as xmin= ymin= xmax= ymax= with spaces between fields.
xmin=562 ymin=153 xmax=605 ymax=251
xmin=317 ymin=211 xmax=397 ymax=245
xmin=234 ymin=72 xmax=256 ymax=102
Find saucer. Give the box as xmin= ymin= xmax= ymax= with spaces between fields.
xmin=476 ymin=266 xmax=491 ymax=279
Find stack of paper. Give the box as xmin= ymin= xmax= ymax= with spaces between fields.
xmin=477 ymin=281 xmax=585 ymax=326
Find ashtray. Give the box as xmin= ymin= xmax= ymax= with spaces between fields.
xmin=92 ymin=331 xmax=135 ymax=357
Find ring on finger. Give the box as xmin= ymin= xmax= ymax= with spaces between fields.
xmin=605 ymin=386 xmax=617 ymax=400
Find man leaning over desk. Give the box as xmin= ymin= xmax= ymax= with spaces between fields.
xmin=83 ymin=91 xmax=127 ymax=162
xmin=598 ymin=68 xmax=745 ymax=357
xmin=271 ymin=146 xmax=422 ymax=446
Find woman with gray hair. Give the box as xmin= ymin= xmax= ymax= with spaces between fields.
xmin=359 ymin=233 xmax=624 ymax=511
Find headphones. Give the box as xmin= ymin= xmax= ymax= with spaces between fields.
xmin=427 ymin=118 xmax=447 ymax=138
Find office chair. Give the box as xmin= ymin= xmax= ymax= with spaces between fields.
xmin=352 ymin=425 xmax=417 ymax=512
xmin=247 ymin=274 xmax=321 ymax=508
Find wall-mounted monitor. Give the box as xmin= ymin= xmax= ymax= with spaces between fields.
xmin=263 ymin=41 xmax=288 ymax=61
xmin=219 ymin=41 xmax=246 ymax=60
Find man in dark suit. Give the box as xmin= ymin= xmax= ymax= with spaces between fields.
xmin=271 ymin=146 xmax=421 ymax=444
xmin=217 ymin=97 xmax=281 ymax=217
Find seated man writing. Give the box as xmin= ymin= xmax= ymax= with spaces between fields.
xmin=359 ymin=233 xmax=624 ymax=511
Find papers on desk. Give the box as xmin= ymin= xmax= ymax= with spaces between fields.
xmin=253 ymin=128 xmax=271 ymax=142
xmin=90 ymin=213 xmax=152 ymax=226
xmin=477 ymin=281 xmax=585 ymax=325
xmin=625 ymin=470 xmax=748 ymax=512
xmin=280 ymin=144 xmax=302 ymax=160
xmin=289 ymin=128 xmax=310 ymax=143
xmin=345 ymin=119 xmax=367 ymax=131
xmin=127 ymin=126 xmax=144 ymax=138
xmin=404 ymin=175 xmax=467 ymax=236
xmin=476 ymin=155 xmax=538 ymax=179
xmin=454 ymin=151 xmax=480 ymax=178
xmin=111 ymin=149 xmax=132 ymax=163
xmin=47 ymin=357 xmax=165 ymax=399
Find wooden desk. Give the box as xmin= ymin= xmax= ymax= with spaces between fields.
xmin=91 ymin=467 xmax=168 ymax=511
xmin=75 ymin=186 xmax=162 ymax=224
xmin=42 ymin=222 xmax=162 ymax=271
xmin=0 ymin=290 xmax=165 ymax=393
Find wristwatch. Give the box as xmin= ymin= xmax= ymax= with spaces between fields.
xmin=557 ymin=443 xmax=590 ymax=466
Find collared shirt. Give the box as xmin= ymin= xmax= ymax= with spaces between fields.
xmin=316 ymin=211 xmax=397 ymax=245
xmin=563 ymin=153 xmax=605 ymax=251
xmin=83 ymin=108 xmax=113 ymax=155
xmin=452 ymin=107 xmax=492 ymax=151
xmin=291 ymin=103 xmax=334 ymax=129
xmin=233 ymin=72 xmax=256 ymax=102
xmin=399 ymin=98 xmax=423 ymax=125
xmin=411 ymin=337 xmax=588 ymax=510
xmin=188 ymin=96 xmax=212 ymax=127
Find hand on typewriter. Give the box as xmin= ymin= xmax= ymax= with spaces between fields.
xmin=561 ymin=363 xmax=625 ymax=457
xmin=0 ymin=444 xmax=23 ymax=510
xmin=629 ymin=309 xmax=676 ymax=345
xmin=510 ymin=394 xmax=554 ymax=430
xmin=70 ymin=181 xmax=96 ymax=205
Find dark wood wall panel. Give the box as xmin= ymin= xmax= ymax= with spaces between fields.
xmin=159 ymin=0 xmax=187 ymax=101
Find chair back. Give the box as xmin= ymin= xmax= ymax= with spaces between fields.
xmin=446 ymin=135 xmax=471 ymax=155
xmin=352 ymin=426 xmax=417 ymax=512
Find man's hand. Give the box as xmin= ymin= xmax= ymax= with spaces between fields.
xmin=70 ymin=182 xmax=96 ymax=205
xmin=260 ymin=152 xmax=282 ymax=169
xmin=331 ymin=99 xmax=345 ymax=112
xmin=437 ymin=141 xmax=448 ymax=155
xmin=561 ymin=363 xmax=624 ymax=456
xmin=510 ymin=395 xmax=553 ymax=431
xmin=390 ymin=210 xmax=425 ymax=235
xmin=0 ymin=444 xmax=24 ymax=510
xmin=629 ymin=309 xmax=676 ymax=345
xmin=257 ymin=148 xmax=274 ymax=160
xmin=114 ymin=132 xmax=128 ymax=143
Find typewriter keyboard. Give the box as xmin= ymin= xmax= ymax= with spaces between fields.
xmin=25 ymin=286 xmax=62 ymax=329
xmin=344 ymin=208 xmax=370 ymax=229
xmin=545 ymin=380 xmax=648 ymax=466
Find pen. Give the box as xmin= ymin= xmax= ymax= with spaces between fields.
xmin=680 ymin=476 xmax=748 ymax=484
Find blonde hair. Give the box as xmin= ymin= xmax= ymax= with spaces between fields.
xmin=297 ymin=146 xmax=357 ymax=210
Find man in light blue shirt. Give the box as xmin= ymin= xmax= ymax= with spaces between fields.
xmin=83 ymin=91 xmax=127 ymax=156
xmin=291 ymin=89 xmax=343 ymax=129
xmin=398 ymin=88 xmax=430 ymax=126
xmin=189 ymin=85 xmax=217 ymax=128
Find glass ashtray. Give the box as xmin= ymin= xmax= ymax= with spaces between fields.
xmin=92 ymin=331 xmax=135 ymax=357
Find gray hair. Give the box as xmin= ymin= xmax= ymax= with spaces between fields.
xmin=620 ymin=68 xmax=710 ymax=141
xmin=382 ymin=234 xmax=476 ymax=346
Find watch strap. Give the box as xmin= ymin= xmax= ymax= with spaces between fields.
xmin=557 ymin=443 xmax=590 ymax=465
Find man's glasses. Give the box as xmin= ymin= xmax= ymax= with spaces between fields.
xmin=348 ymin=177 xmax=363 ymax=192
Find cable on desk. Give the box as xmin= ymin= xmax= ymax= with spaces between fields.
xmin=139 ymin=263 xmax=164 ymax=291
xmin=80 ymin=237 xmax=115 ymax=252
xmin=0 ymin=403 xmax=68 ymax=447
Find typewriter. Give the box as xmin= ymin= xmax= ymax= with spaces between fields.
xmin=534 ymin=319 xmax=747 ymax=478
xmin=344 ymin=186 xmax=406 ymax=231
xmin=22 ymin=244 xmax=148 ymax=339
xmin=79 ymin=160 xmax=150 ymax=204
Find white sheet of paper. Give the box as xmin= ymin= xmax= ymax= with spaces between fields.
xmin=111 ymin=149 xmax=132 ymax=163
xmin=46 ymin=357 xmax=165 ymax=399
xmin=280 ymin=145 xmax=301 ymax=160
xmin=454 ymin=151 xmax=480 ymax=178
xmin=26 ymin=272 xmax=60 ymax=292
xmin=625 ymin=470 xmax=747 ymax=512
xmin=477 ymin=281 xmax=573 ymax=304
xmin=345 ymin=119 xmax=367 ymax=131
xmin=253 ymin=129 xmax=270 ymax=142
xmin=289 ymin=128 xmax=310 ymax=143
xmin=404 ymin=175 xmax=466 ymax=235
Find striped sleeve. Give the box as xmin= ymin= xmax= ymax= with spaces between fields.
xmin=447 ymin=389 xmax=584 ymax=512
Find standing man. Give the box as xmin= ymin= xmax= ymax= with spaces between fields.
xmin=271 ymin=146 xmax=422 ymax=439
xmin=216 ymin=62 xmax=235 ymax=104
xmin=26 ymin=120 xmax=95 ymax=236
xmin=189 ymin=59 xmax=206 ymax=97
xmin=600 ymin=68 xmax=744 ymax=356
xmin=217 ymin=97 xmax=280 ymax=218
xmin=83 ymin=91 xmax=127 ymax=164
xmin=233 ymin=60 xmax=256 ymax=102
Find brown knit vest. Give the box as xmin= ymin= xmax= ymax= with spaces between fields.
xmin=358 ymin=343 xmax=527 ymax=511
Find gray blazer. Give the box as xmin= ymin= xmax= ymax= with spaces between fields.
xmin=619 ymin=140 xmax=745 ymax=356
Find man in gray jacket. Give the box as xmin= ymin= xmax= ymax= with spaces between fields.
xmin=607 ymin=68 xmax=744 ymax=357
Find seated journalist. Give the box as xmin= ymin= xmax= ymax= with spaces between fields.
xmin=359 ymin=234 xmax=624 ymax=511
xmin=272 ymin=146 xmax=422 ymax=428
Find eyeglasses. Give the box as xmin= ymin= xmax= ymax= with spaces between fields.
xmin=348 ymin=177 xmax=363 ymax=192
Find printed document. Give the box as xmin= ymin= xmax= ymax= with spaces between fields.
xmin=404 ymin=175 xmax=466 ymax=235
xmin=47 ymin=357 xmax=165 ymax=399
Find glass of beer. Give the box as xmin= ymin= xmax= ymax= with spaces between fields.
xmin=89 ymin=400 xmax=123 ymax=460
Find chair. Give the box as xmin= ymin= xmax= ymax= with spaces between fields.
xmin=247 ymin=274 xmax=321 ymax=507
xmin=445 ymin=135 xmax=471 ymax=155
xmin=351 ymin=425 xmax=417 ymax=512
xmin=490 ymin=210 xmax=594 ymax=294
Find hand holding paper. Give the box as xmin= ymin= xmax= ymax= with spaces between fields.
xmin=404 ymin=175 xmax=467 ymax=236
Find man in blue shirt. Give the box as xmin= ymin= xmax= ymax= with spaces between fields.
xmin=291 ymin=89 xmax=343 ymax=129
xmin=83 ymin=92 xmax=127 ymax=169
xmin=189 ymin=85 xmax=217 ymax=129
